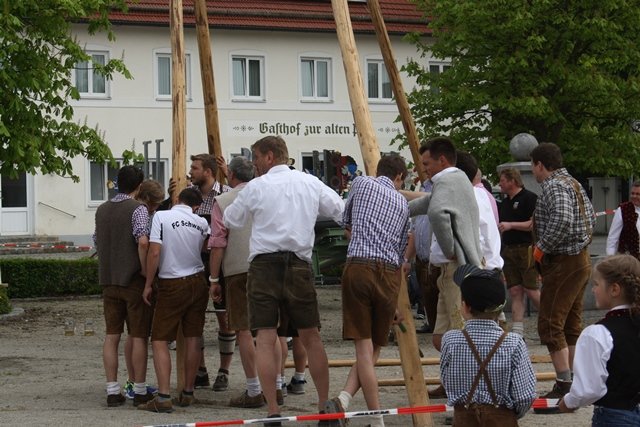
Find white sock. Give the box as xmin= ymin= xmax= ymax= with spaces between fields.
xmin=293 ymin=371 xmax=305 ymax=381
xmin=106 ymin=381 xmax=120 ymax=395
xmin=511 ymin=322 xmax=524 ymax=336
xmin=276 ymin=374 xmax=283 ymax=390
xmin=134 ymin=382 xmax=146 ymax=395
xmin=247 ymin=377 xmax=261 ymax=397
xmin=498 ymin=311 xmax=506 ymax=322
xmin=338 ymin=390 xmax=352 ymax=411
xmin=369 ymin=414 xmax=385 ymax=427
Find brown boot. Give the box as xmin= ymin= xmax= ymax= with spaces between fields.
xmin=533 ymin=380 xmax=571 ymax=414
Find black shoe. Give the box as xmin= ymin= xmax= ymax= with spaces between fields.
xmin=416 ymin=323 xmax=433 ymax=334
xmin=106 ymin=393 xmax=126 ymax=407
xmin=194 ymin=372 xmax=210 ymax=388
xmin=133 ymin=391 xmax=155 ymax=407
xmin=264 ymin=413 xmax=282 ymax=427
xmin=533 ymin=380 xmax=571 ymax=414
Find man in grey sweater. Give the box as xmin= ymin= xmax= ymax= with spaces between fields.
xmin=407 ymin=136 xmax=483 ymax=399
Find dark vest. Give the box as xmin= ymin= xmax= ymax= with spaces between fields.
xmin=594 ymin=309 xmax=640 ymax=410
xmin=617 ymin=202 xmax=640 ymax=259
xmin=95 ymin=198 xmax=142 ymax=286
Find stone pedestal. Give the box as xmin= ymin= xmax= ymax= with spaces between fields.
xmin=497 ymin=133 xmax=541 ymax=195
xmin=497 ymin=161 xmax=541 ymax=195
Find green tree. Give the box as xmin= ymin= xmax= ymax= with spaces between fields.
xmin=0 ymin=0 xmax=131 ymax=181
xmin=400 ymin=0 xmax=640 ymax=178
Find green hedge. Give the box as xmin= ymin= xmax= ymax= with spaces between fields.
xmin=0 ymin=285 xmax=11 ymax=314
xmin=0 ymin=258 xmax=100 ymax=298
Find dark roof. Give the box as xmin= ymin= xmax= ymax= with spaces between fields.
xmin=108 ymin=0 xmax=429 ymax=35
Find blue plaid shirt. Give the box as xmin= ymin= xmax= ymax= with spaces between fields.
xmin=92 ymin=193 xmax=148 ymax=245
xmin=343 ymin=175 xmax=410 ymax=266
xmin=441 ymin=319 xmax=537 ymax=419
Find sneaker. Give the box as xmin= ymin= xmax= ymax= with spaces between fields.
xmin=427 ymin=384 xmax=447 ymax=399
xmin=281 ymin=381 xmax=288 ymax=397
xmin=415 ymin=323 xmax=433 ymax=334
xmin=133 ymin=391 xmax=155 ymax=407
xmin=212 ymin=372 xmax=228 ymax=391
xmin=177 ymin=391 xmax=194 ymax=407
xmin=137 ymin=396 xmax=174 ymax=413
xmin=168 ymin=340 xmax=176 ymax=350
xmin=195 ymin=373 xmax=210 ymax=388
xmin=533 ymin=380 xmax=571 ymax=414
xmin=106 ymin=393 xmax=126 ymax=407
xmin=287 ymin=377 xmax=307 ymax=395
xmin=324 ymin=397 xmax=349 ymax=427
xmin=229 ymin=390 xmax=265 ymax=408
xmin=124 ymin=380 xmax=134 ymax=400
xmin=276 ymin=388 xmax=284 ymax=405
xmin=318 ymin=410 xmax=334 ymax=427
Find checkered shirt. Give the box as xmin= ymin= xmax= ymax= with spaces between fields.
xmin=343 ymin=175 xmax=410 ymax=266
xmin=92 ymin=193 xmax=149 ymax=245
xmin=191 ymin=181 xmax=231 ymax=217
xmin=534 ymin=168 xmax=596 ymax=255
xmin=440 ymin=319 xmax=537 ymax=419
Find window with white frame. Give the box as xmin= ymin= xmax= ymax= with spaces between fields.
xmin=74 ymin=51 xmax=109 ymax=98
xmin=366 ymin=59 xmax=392 ymax=101
xmin=155 ymin=51 xmax=192 ymax=100
xmin=89 ymin=159 xmax=168 ymax=204
xmin=429 ymin=62 xmax=451 ymax=94
xmin=300 ymin=57 xmax=331 ymax=101
xmin=231 ymin=55 xmax=264 ymax=100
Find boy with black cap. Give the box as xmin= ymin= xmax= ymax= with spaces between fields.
xmin=440 ymin=265 xmax=536 ymax=426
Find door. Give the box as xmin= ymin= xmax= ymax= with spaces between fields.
xmin=1 ymin=172 xmax=33 ymax=235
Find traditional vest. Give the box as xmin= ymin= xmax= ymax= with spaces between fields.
xmin=594 ymin=309 xmax=640 ymax=410
xmin=95 ymin=198 xmax=142 ymax=286
xmin=617 ymin=202 xmax=640 ymax=259
xmin=215 ymin=188 xmax=252 ymax=277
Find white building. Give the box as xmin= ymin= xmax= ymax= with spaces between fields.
xmin=1 ymin=0 xmax=438 ymax=244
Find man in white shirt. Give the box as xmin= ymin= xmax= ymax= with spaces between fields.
xmin=224 ymin=135 xmax=344 ymax=423
xmin=606 ymin=182 xmax=640 ymax=259
xmin=137 ymin=188 xmax=211 ymax=413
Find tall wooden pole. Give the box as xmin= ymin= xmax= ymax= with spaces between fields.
xmin=170 ymin=0 xmax=187 ymax=393
xmin=331 ymin=0 xmax=380 ymax=176
xmin=368 ymin=0 xmax=426 ymax=183
xmin=194 ymin=0 xmax=226 ymax=184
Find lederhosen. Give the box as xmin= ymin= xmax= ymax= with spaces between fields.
xmin=453 ymin=330 xmax=519 ymax=427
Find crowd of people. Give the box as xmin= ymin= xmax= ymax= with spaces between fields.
xmin=94 ymin=135 xmax=640 ymax=426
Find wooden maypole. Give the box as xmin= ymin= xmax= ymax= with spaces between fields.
xmin=170 ymin=0 xmax=187 ymax=393
xmin=331 ymin=0 xmax=380 ymax=175
xmin=331 ymin=1 xmax=430 ymax=426
xmin=194 ymin=0 xmax=226 ymax=184
xmin=368 ymin=0 xmax=426 ymax=183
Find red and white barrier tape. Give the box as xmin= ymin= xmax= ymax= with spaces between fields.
xmin=595 ymin=209 xmax=615 ymax=217
xmin=139 ymin=398 xmax=560 ymax=427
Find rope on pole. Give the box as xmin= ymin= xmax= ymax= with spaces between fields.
xmin=139 ymin=398 xmax=561 ymax=427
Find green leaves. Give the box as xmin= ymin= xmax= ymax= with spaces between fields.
xmin=0 ymin=0 xmax=129 ymax=180
xmin=401 ymin=0 xmax=640 ymax=178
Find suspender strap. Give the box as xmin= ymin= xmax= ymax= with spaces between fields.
xmin=461 ymin=329 xmax=508 ymax=407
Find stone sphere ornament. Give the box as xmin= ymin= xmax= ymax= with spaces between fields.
xmin=509 ymin=133 xmax=539 ymax=161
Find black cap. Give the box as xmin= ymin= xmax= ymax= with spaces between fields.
xmin=453 ymin=264 xmax=506 ymax=313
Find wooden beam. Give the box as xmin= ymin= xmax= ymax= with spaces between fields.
xmin=194 ymin=0 xmax=226 ymax=185
xmin=393 ymin=275 xmax=432 ymax=426
xmin=170 ymin=0 xmax=187 ymax=393
xmin=368 ymin=0 xmax=426 ymax=183
xmin=378 ymin=372 xmax=557 ymax=387
xmin=331 ymin=0 xmax=380 ymax=175
xmin=285 ymin=354 xmax=552 ymax=368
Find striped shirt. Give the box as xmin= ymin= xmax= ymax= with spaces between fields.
xmin=441 ymin=319 xmax=537 ymax=419
xmin=534 ymin=168 xmax=596 ymax=255
xmin=343 ymin=175 xmax=410 ymax=266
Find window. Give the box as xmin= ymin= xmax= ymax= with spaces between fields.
xmin=366 ymin=59 xmax=392 ymax=101
xmin=155 ymin=51 xmax=192 ymax=100
xmin=300 ymin=57 xmax=331 ymax=101
xmin=231 ymin=55 xmax=264 ymax=100
xmin=89 ymin=160 xmax=168 ymax=204
xmin=74 ymin=51 xmax=109 ymax=98
xmin=429 ymin=62 xmax=451 ymax=94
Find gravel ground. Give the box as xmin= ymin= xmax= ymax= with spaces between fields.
xmin=0 ymin=285 xmax=599 ymax=427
